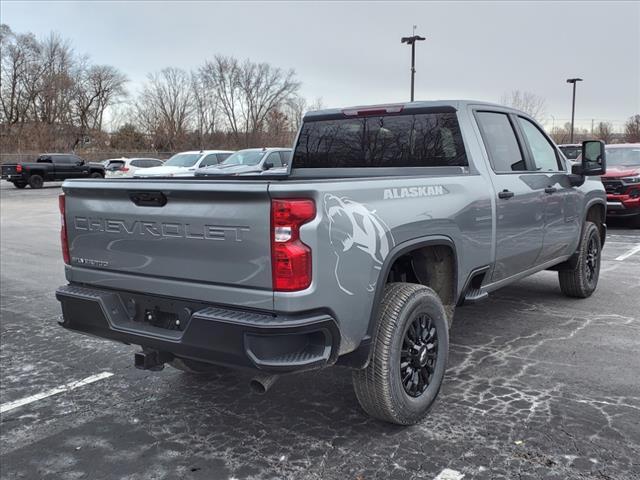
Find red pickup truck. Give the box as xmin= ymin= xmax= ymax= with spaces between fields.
xmin=599 ymin=144 xmax=640 ymax=226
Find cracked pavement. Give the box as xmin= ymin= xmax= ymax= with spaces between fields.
xmin=1 ymin=182 xmax=639 ymax=479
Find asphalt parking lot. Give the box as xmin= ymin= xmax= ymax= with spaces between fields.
xmin=1 ymin=181 xmax=639 ymax=480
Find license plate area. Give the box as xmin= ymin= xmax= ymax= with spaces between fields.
xmin=117 ymin=291 xmax=209 ymax=333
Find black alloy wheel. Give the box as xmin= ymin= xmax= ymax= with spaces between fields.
xmin=400 ymin=314 xmax=438 ymax=397
xmin=585 ymin=234 xmax=600 ymax=285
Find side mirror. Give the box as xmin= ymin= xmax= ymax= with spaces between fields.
xmin=76 ymin=160 xmax=84 ymax=166
xmin=263 ymin=162 xmax=274 ymax=170
xmin=580 ymin=140 xmax=606 ymax=176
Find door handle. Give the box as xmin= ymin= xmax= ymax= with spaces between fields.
xmin=544 ymin=186 xmax=558 ymax=194
xmin=498 ymin=189 xmax=514 ymax=199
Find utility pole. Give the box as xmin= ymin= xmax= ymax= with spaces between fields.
xmin=401 ymin=26 xmax=426 ymax=102
xmin=566 ymin=77 xmax=583 ymax=143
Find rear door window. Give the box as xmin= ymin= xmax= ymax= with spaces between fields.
xmin=106 ymin=160 xmax=125 ymax=171
xmin=279 ymin=151 xmax=291 ymax=166
xmin=199 ymin=153 xmax=220 ymax=168
xmin=292 ymin=112 xmax=468 ymax=168
xmin=475 ymin=112 xmax=527 ymax=172
xmin=266 ymin=152 xmax=283 ymax=167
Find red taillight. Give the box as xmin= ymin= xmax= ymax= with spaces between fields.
xmin=271 ymin=199 xmax=315 ymax=291
xmin=59 ymin=194 xmax=70 ymax=264
xmin=16 ymin=164 xmax=22 ymax=173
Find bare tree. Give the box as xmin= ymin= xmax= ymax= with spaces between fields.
xmin=238 ymin=59 xmax=300 ymax=145
xmin=624 ymin=114 xmax=640 ymax=143
xmin=135 ymin=67 xmax=195 ymax=150
xmin=72 ymin=63 xmax=127 ymax=148
xmin=501 ymin=90 xmax=547 ymax=122
xmin=200 ymin=55 xmax=300 ymax=148
xmin=1 ymin=25 xmax=128 ymax=152
xmin=594 ymin=121 xmax=614 ymax=143
xmin=200 ymin=56 xmax=243 ymax=145
xmin=191 ymin=71 xmax=219 ymax=149
xmin=286 ymin=96 xmax=324 ymax=132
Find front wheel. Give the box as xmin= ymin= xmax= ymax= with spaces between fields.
xmin=558 ymin=221 xmax=601 ymax=298
xmin=352 ymin=283 xmax=449 ymax=425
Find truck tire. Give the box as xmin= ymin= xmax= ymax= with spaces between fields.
xmin=168 ymin=357 xmax=229 ymax=375
xmin=352 ymin=282 xmax=449 ymax=425
xmin=558 ymin=221 xmax=601 ymax=298
xmin=28 ymin=175 xmax=44 ymax=189
xmin=90 ymin=172 xmax=104 ymax=179
xmin=12 ymin=181 xmax=27 ymax=189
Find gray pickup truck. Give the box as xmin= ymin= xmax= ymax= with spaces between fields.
xmin=56 ymin=101 xmax=607 ymax=425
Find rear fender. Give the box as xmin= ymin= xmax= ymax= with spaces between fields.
xmin=336 ymin=235 xmax=458 ymax=369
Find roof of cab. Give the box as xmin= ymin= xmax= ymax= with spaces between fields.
xmin=304 ymin=99 xmax=524 ymax=120
xmin=177 ymin=150 xmax=235 ymax=155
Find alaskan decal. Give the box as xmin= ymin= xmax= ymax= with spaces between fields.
xmin=324 ymin=194 xmax=395 ymax=296
xmin=383 ymin=185 xmax=448 ymax=200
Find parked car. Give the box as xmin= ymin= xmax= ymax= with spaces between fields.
xmin=56 ymin=100 xmax=607 ymax=425
xmin=558 ymin=144 xmax=582 ymax=161
xmin=599 ymin=143 xmax=640 ymax=226
xmin=133 ymin=150 xmax=233 ymax=177
xmin=195 ymin=148 xmax=291 ymax=176
xmin=1 ymin=153 xmax=105 ymax=189
xmin=104 ymin=157 xmax=164 ymax=178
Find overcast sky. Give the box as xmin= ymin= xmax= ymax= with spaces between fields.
xmin=2 ymin=1 xmax=639 ymax=129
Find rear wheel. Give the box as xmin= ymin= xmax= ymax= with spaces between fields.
xmin=558 ymin=221 xmax=601 ymax=298
xmin=28 ymin=175 xmax=43 ymax=189
xmin=352 ymin=283 xmax=449 ymax=425
xmin=168 ymin=357 xmax=229 ymax=375
xmin=90 ymin=172 xmax=104 ymax=179
xmin=12 ymin=181 xmax=27 ymax=189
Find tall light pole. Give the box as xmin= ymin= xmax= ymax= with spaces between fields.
xmin=566 ymin=77 xmax=583 ymax=143
xmin=401 ymin=26 xmax=426 ymax=102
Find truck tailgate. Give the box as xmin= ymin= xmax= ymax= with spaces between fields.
xmin=1 ymin=164 xmax=19 ymax=177
xmin=63 ymin=180 xmax=272 ymax=289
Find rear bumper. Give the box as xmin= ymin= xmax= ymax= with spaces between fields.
xmin=2 ymin=175 xmax=24 ymax=182
xmin=56 ymin=284 xmax=340 ymax=373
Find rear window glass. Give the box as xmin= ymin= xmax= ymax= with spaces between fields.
xmin=105 ymin=160 xmax=125 ymax=170
xmin=559 ymin=146 xmax=581 ymax=160
xmin=292 ymin=112 xmax=467 ymax=168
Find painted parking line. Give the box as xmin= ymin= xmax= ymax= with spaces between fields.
xmin=434 ymin=468 xmax=464 ymax=480
xmin=615 ymin=244 xmax=640 ymax=261
xmin=0 ymin=371 xmax=113 ymax=414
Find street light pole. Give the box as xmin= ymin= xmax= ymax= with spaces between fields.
xmin=401 ymin=28 xmax=426 ymax=102
xmin=566 ymin=77 xmax=583 ymax=143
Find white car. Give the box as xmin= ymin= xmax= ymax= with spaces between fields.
xmin=195 ymin=148 xmax=291 ymax=177
xmin=104 ymin=157 xmax=164 ymax=178
xmin=133 ymin=150 xmax=234 ymax=178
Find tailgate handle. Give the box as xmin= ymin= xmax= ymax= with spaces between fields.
xmin=129 ymin=191 xmax=167 ymax=207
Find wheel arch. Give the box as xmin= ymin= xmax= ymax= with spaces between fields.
xmin=584 ymin=199 xmax=606 ymax=247
xmin=27 ymin=169 xmax=45 ymax=178
xmin=337 ymin=235 xmax=459 ymax=369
